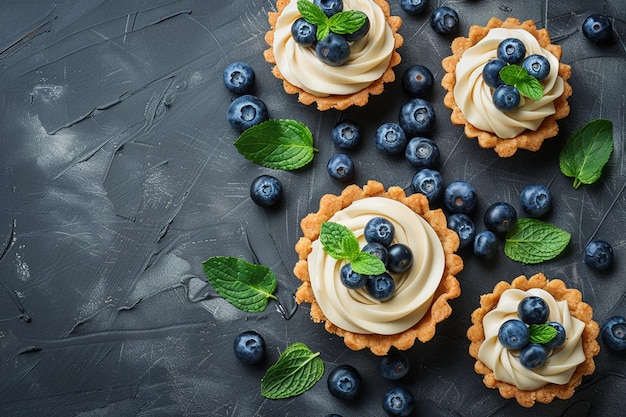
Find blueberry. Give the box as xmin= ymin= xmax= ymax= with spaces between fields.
xmin=544 ymin=321 xmax=567 ymax=350
xmin=366 ymin=272 xmax=396 ymax=301
xmin=375 ymin=123 xmax=407 ymax=155
xmin=340 ymin=263 xmax=368 ymax=289
xmin=519 ymin=343 xmax=548 ymax=369
xmin=250 ymin=175 xmax=283 ymax=208
xmin=387 ymin=244 xmax=413 ymax=274
xmin=492 ymin=84 xmax=520 ymax=111
xmin=582 ymin=14 xmax=613 ymax=44
xmin=583 ymin=240 xmax=614 ymax=271
xmin=223 ymin=62 xmax=255 ymax=95
xmin=400 ymin=0 xmax=428 ymax=15
xmin=362 ymin=242 xmax=389 ymax=265
xmin=601 ymin=316 xmax=626 ymax=351
xmin=430 ymin=6 xmax=459 ymax=36
xmin=343 ymin=16 xmax=370 ymax=42
xmin=382 ymin=386 xmax=414 ymax=417
xmin=364 ymin=217 xmax=395 ymax=246
xmin=398 ymin=98 xmax=435 ymax=136
xmin=402 ymin=65 xmax=434 ymax=98
xmin=327 ymin=153 xmax=355 ymax=182
xmin=497 ymin=38 xmax=527 ymax=64
xmin=331 ymin=120 xmax=361 ymax=149
xmin=482 ymin=59 xmax=507 ymax=89
xmin=473 ymin=230 xmax=499 ymax=260
xmin=447 ymin=213 xmax=476 ymax=249
xmin=443 ymin=180 xmax=477 ymax=214
xmin=498 ymin=319 xmax=530 ymax=350
xmin=314 ymin=0 xmax=343 ymax=17
xmin=519 ymin=184 xmax=551 ymax=217
xmin=327 ymin=364 xmax=361 ymax=400
xmin=233 ymin=330 xmax=266 ymax=365
xmin=411 ymin=168 xmax=444 ymax=203
xmin=522 ymin=54 xmax=551 ymax=81
xmin=518 ymin=296 xmax=550 ymax=325
xmin=381 ymin=350 xmax=410 ymax=380
xmin=483 ymin=202 xmax=517 ymax=234
xmin=227 ymin=94 xmax=269 ymax=132
xmin=404 ymin=137 xmax=440 ymax=169
xmin=316 ymin=32 xmax=350 ymax=66
xmin=291 ymin=17 xmax=317 ymax=47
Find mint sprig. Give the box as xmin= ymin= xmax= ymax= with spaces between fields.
xmin=261 ymin=342 xmax=324 ymax=399
xmin=202 ymin=256 xmax=277 ymax=312
xmin=529 ymin=323 xmax=558 ymax=345
xmin=504 ymin=218 xmax=570 ymax=264
xmin=320 ymin=222 xmax=386 ymax=275
xmin=559 ymin=119 xmax=614 ymax=189
xmin=234 ymin=119 xmax=318 ymax=171
xmin=297 ymin=0 xmax=367 ymax=41
xmin=500 ymin=64 xmax=544 ymax=101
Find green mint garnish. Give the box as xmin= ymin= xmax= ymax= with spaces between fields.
xmin=297 ymin=0 xmax=367 ymax=41
xmin=261 ymin=342 xmax=324 ymax=399
xmin=234 ymin=119 xmax=318 ymax=171
xmin=320 ymin=222 xmax=386 ymax=275
xmin=499 ymin=64 xmax=544 ymax=101
xmin=202 ymin=256 xmax=277 ymax=312
xmin=559 ymin=119 xmax=614 ymax=189
xmin=504 ymin=218 xmax=571 ymax=264
xmin=529 ymin=323 xmax=558 ymax=345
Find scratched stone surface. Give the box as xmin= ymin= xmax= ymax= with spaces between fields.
xmin=0 ymin=0 xmax=624 ymax=416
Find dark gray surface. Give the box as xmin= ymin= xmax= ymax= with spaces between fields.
xmin=0 ymin=0 xmax=624 ymax=416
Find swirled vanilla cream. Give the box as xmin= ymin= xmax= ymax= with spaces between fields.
xmin=307 ymin=197 xmax=445 ymax=335
xmin=478 ymin=288 xmax=585 ymax=391
xmin=454 ymin=28 xmax=564 ymax=138
xmin=272 ymin=0 xmax=395 ymax=96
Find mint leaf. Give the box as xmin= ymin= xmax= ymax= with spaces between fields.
xmin=559 ymin=119 xmax=614 ymax=189
xmin=261 ymin=342 xmax=324 ymax=399
xmin=320 ymin=222 xmax=360 ymax=260
xmin=529 ymin=323 xmax=558 ymax=344
xmin=504 ymin=218 xmax=571 ymax=264
xmin=202 ymin=257 xmax=277 ymax=312
xmin=351 ymin=251 xmax=386 ymax=275
xmin=234 ymin=119 xmax=317 ymax=171
xmin=297 ymin=0 xmax=327 ymax=26
xmin=328 ymin=10 xmax=367 ymax=35
xmin=500 ymin=64 xmax=544 ymax=101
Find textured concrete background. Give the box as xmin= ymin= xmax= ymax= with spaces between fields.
xmin=0 ymin=0 xmax=624 ymax=416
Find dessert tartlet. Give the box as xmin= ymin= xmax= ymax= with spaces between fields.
xmin=293 ymin=180 xmax=463 ymax=355
xmin=467 ymin=273 xmax=600 ymax=407
xmin=442 ymin=18 xmax=572 ymax=157
xmin=264 ymin=0 xmax=403 ymax=111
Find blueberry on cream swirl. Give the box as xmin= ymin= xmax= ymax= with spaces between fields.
xmin=454 ymin=28 xmax=564 ymax=138
xmin=478 ymin=288 xmax=585 ymax=391
xmin=307 ymin=197 xmax=445 ymax=335
xmin=272 ymin=0 xmax=395 ymax=97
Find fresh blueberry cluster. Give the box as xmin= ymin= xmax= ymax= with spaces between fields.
xmin=498 ymin=296 xmax=567 ymax=369
xmin=339 ymin=216 xmax=413 ymax=301
xmin=482 ymin=38 xmax=551 ymax=111
xmin=292 ymin=0 xmax=370 ymax=66
xmin=223 ymin=62 xmax=269 ymax=132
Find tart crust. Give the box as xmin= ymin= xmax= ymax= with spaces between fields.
xmin=467 ymin=273 xmax=600 ymax=407
xmin=293 ymin=180 xmax=463 ymax=355
xmin=441 ymin=17 xmax=572 ymax=157
xmin=264 ymin=0 xmax=403 ymax=111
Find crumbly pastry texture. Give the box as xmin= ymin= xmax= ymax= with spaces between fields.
xmin=264 ymin=0 xmax=403 ymax=111
xmin=467 ymin=273 xmax=600 ymax=407
xmin=441 ymin=17 xmax=572 ymax=157
xmin=293 ymin=180 xmax=463 ymax=355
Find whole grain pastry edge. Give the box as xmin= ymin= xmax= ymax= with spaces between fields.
xmin=441 ymin=17 xmax=573 ymax=157
xmin=467 ymin=273 xmax=600 ymax=407
xmin=264 ymin=0 xmax=403 ymax=111
xmin=293 ymin=180 xmax=463 ymax=356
